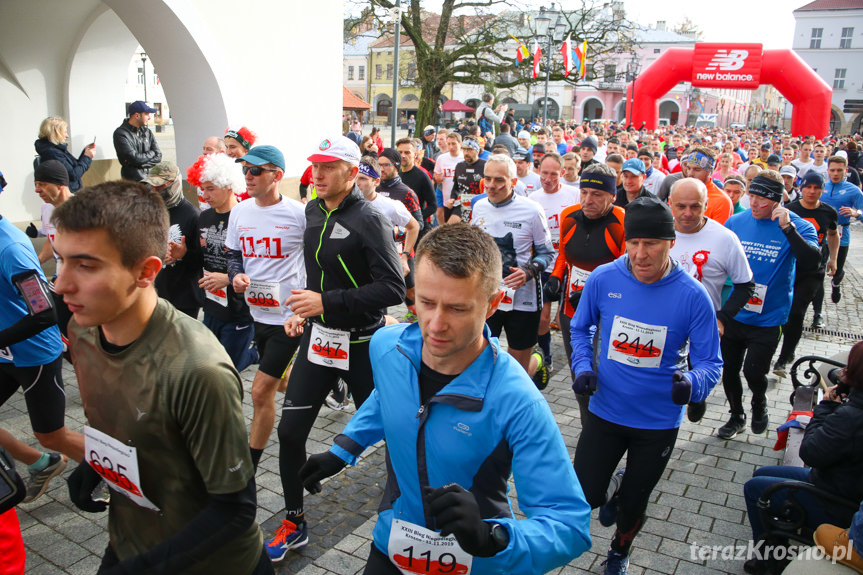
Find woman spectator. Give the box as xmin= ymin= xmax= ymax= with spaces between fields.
xmin=360 ymin=135 xmax=379 ymax=157
xmin=723 ymin=141 xmax=744 ymax=168
xmin=743 ymin=340 xmax=863 ymax=573
xmin=34 ymin=116 xmax=94 ymax=193
xmin=370 ymin=126 xmax=384 ymax=153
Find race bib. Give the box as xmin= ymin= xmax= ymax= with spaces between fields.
xmin=245 ymin=280 xmax=281 ymax=313
xmin=608 ymin=316 xmax=667 ymax=369
xmin=84 ymin=426 xmax=159 ymax=512
xmin=396 ymin=241 xmax=404 ymax=255
xmin=205 ymin=287 xmax=228 ymax=307
xmin=308 ymin=323 xmax=350 ymax=370
xmin=498 ymin=280 xmax=515 ymax=312
xmin=568 ymin=266 xmax=591 ymax=295
xmin=744 ymin=283 xmax=767 ymax=314
xmin=388 ymin=519 xmax=472 ymax=575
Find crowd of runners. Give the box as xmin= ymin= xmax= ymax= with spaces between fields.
xmin=1 ymin=96 xmax=863 ymax=574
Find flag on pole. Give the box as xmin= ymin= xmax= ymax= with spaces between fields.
xmin=560 ymin=34 xmax=572 ymax=76
xmin=510 ymin=34 xmax=530 ymax=66
xmin=573 ymin=40 xmax=588 ymax=79
xmin=532 ymin=39 xmax=542 ymax=79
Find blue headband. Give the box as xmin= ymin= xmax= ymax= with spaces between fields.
xmin=358 ymin=162 xmax=379 ymax=180
xmin=687 ymin=151 xmax=716 ymax=171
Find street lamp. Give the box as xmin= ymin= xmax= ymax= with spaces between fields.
xmin=139 ymin=52 xmax=148 ymax=102
xmin=390 ymin=1 xmax=402 ymax=146
xmin=627 ymin=53 xmax=640 ymax=129
xmin=535 ymin=4 xmax=565 ymax=124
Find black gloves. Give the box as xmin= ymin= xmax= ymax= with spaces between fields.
xmin=424 ymin=483 xmax=497 ymax=558
xmin=572 ymin=370 xmax=597 ymax=396
xmin=67 ymin=463 xmax=108 ymax=513
xmin=25 ymin=223 xmax=39 ymax=239
xmin=542 ymin=276 xmax=561 ymax=303
xmin=299 ymin=452 xmax=347 ymax=494
xmin=671 ymin=370 xmax=692 ymax=405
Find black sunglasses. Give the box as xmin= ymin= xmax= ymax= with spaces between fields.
xmin=242 ymin=165 xmax=279 ymax=176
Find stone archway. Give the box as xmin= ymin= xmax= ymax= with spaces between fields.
xmin=658 ymin=99 xmax=681 ymax=125
xmin=581 ymin=97 xmax=604 ymax=121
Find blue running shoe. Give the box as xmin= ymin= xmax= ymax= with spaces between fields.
xmin=601 ymin=549 xmax=630 ymax=574
xmin=266 ymin=519 xmax=308 ymax=561
xmin=599 ymin=470 xmax=624 ymax=527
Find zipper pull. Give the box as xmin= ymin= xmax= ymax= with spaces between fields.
xmin=417 ymin=405 xmax=425 ymax=418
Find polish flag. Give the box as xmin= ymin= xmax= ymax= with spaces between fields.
xmin=532 ymin=40 xmax=542 ymax=79
xmin=560 ymin=34 xmax=572 ymax=77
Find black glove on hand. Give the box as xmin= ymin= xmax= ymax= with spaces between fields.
xmin=671 ymin=370 xmax=692 ymax=405
xmin=542 ymin=276 xmax=561 ymax=302
xmin=572 ymin=370 xmax=597 ymax=396
xmin=424 ymin=483 xmax=497 ymax=557
xmin=25 ymin=223 xmax=39 ymax=239
xmin=299 ymin=452 xmax=346 ymax=494
xmin=67 ymin=462 xmax=108 ymax=513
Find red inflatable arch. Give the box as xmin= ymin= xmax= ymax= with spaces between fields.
xmin=625 ymin=43 xmax=832 ymax=138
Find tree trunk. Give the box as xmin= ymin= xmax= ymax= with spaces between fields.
xmin=417 ymin=80 xmax=444 ymax=130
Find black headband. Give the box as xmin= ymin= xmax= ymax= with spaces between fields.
xmin=748 ymin=175 xmax=784 ymax=203
xmin=579 ymin=172 xmax=617 ymax=194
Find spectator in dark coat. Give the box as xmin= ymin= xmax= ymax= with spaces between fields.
xmin=34 ymin=116 xmax=94 ymax=193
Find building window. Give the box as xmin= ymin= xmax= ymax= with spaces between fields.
xmin=604 ymin=64 xmax=616 ymax=82
xmin=834 ymin=68 xmax=847 ymax=89
xmin=348 ymin=66 xmax=354 ymax=80
xmin=810 ymin=27 xmax=822 ymax=49
xmin=585 ymin=64 xmax=596 ymax=81
xmin=841 ymin=27 xmax=854 ymax=49
xmin=137 ymin=67 xmax=144 ymax=85
xmin=653 ymin=48 xmax=660 ymax=54
xmin=407 ymin=62 xmax=417 ymax=80
xmin=387 ymin=64 xmax=394 ymax=79
xmin=375 ymin=64 xmax=382 ymax=79
xmin=359 ymin=66 xmax=365 ymax=80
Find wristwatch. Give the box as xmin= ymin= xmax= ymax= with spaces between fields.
xmin=489 ymin=522 xmax=510 ymax=552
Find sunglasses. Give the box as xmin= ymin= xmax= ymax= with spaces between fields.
xmin=242 ymin=165 xmax=279 ymax=176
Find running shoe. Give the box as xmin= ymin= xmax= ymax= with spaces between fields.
xmin=266 ymin=519 xmax=308 ymax=561
xmin=601 ymin=549 xmax=630 ymax=575
xmin=401 ymin=310 xmax=418 ymax=323
xmin=751 ymin=405 xmax=769 ymax=435
xmin=22 ymin=454 xmax=67 ymax=503
xmin=772 ymin=360 xmax=789 ymax=379
xmin=717 ymin=413 xmax=747 ymax=440
xmin=531 ymin=352 xmax=549 ymax=390
xmin=832 ymin=282 xmax=842 ymax=304
xmin=325 ymin=392 xmax=351 ymax=411
xmin=599 ymin=470 xmax=624 ymax=527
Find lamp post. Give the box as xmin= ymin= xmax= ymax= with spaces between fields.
xmin=534 ymin=4 xmax=565 ymax=124
xmin=627 ymin=53 xmax=640 ymax=129
xmin=140 ymin=52 xmax=148 ymax=102
xmin=390 ymin=0 xmax=402 ymax=146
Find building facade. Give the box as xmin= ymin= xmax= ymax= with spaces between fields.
xmin=793 ymin=0 xmax=863 ymax=134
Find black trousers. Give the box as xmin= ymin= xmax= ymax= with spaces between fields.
xmin=363 ymin=543 xmax=402 ymax=574
xmin=573 ymin=410 xmax=678 ymax=536
xmin=97 ymin=543 xmax=275 ymax=575
xmin=277 ymin=328 xmax=376 ymax=515
xmin=560 ymin=310 xmax=590 ymax=421
xmin=720 ymin=318 xmax=781 ymax=415
xmin=812 ymin=244 xmax=848 ymax=314
xmin=778 ymin=272 xmax=824 ymax=362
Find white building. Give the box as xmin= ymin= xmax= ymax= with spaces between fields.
xmin=125 ymin=46 xmax=170 ymax=126
xmin=344 ymin=31 xmax=378 ymax=112
xmin=793 ymin=0 xmax=863 ymax=134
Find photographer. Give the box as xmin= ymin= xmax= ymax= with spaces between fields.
xmin=742 ymin=340 xmax=863 ymax=574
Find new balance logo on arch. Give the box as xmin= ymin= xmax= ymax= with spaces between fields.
xmin=705 ymin=49 xmax=748 ymax=71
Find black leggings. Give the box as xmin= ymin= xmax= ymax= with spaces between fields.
xmin=363 ymin=542 xmax=402 ymax=574
xmin=277 ymin=329 xmax=376 ymax=515
xmin=813 ymin=244 xmax=848 ymax=314
xmin=98 ymin=543 xmax=275 ymax=575
xmin=778 ymin=272 xmax=823 ymax=362
xmin=573 ymin=411 xmax=678 ymax=540
xmin=559 ymin=311 xmax=590 ymax=421
xmin=720 ymin=319 xmax=781 ymax=415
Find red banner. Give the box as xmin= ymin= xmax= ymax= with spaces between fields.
xmin=691 ymin=43 xmax=762 ymax=88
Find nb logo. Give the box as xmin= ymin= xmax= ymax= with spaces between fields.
xmin=608 ymin=292 xmax=622 ymax=299
xmin=705 ymin=50 xmax=748 ymax=71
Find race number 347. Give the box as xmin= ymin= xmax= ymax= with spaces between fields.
xmin=308 ymin=323 xmax=350 ymax=370
xmin=607 ymin=316 xmax=667 ymax=368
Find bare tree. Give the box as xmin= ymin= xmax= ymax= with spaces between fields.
xmin=672 ymin=16 xmax=704 ymax=41
xmin=353 ymin=0 xmax=636 ymax=128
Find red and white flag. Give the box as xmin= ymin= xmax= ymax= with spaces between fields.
xmin=560 ymin=34 xmax=572 ymax=76
xmin=532 ymin=39 xmax=542 ymax=79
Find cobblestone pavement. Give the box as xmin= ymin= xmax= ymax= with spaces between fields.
xmin=12 ymin=226 xmax=863 ymax=574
